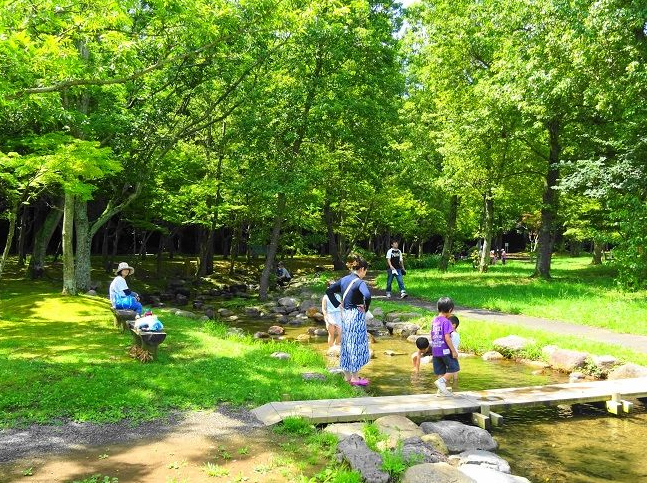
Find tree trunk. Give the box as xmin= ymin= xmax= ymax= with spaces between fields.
xmin=324 ymin=199 xmax=345 ymax=269
xmin=592 ymin=239 xmax=603 ymax=265
xmin=259 ymin=192 xmax=286 ymax=300
xmin=418 ymin=240 xmax=423 ymax=258
xmin=62 ymin=192 xmax=76 ymax=295
xmin=229 ymin=221 xmax=242 ymax=276
xmin=28 ymin=203 xmax=63 ymax=279
xmin=17 ymin=206 xmax=29 ymax=267
xmin=439 ymin=195 xmax=459 ymax=272
xmin=479 ymin=193 xmax=494 ymax=273
xmin=156 ymin=234 xmax=165 ymax=276
xmin=533 ymin=120 xmax=561 ymax=279
xmin=101 ymin=221 xmax=110 ymax=268
xmin=74 ymin=198 xmax=92 ymax=292
xmin=112 ymin=219 xmax=122 ymax=257
xmin=0 ymin=205 xmax=18 ymax=280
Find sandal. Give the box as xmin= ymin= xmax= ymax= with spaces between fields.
xmin=350 ymin=378 xmax=369 ymax=386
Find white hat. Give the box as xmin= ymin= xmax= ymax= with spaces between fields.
xmin=115 ymin=262 xmax=135 ymax=276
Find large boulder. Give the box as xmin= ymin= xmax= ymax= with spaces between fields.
xmin=244 ymin=307 xmax=262 ymax=317
xmin=401 ymin=437 xmax=447 ymax=464
xmin=481 ymin=351 xmax=504 ymax=361
xmin=299 ymin=299 xmax=317 ymax=312
xmin=387 ymin=322 xmax=421 ymax=338
xmin=306 ymin=307 xmax=325 ymax=322
xmin=373 ymin=416 xmax=424 ymax=447
xmin=366 ymin=319 xmax=386 ymax=333
xmin=337 ymin=434 xmax=390 ymax=483
xmin=420 ymin=433 xmax=448 ymax=455
xmin=420 ymin=421 xmax=498 ymax=453
xmin=458 ymin=465 xmax=530 ymax=483
xmin=455 ymin=450 xmax=510 ymax=473
xmin=402 ymin=463 xmax=475 ymax=483
xmin=591 ymin=355 xmax=618 ymax=372
xmin=385 ymin=312 xmax=421 ymax=323
xmin=278 ymin=297 xmax=299 ymax=309
xmin=492 ymin=335 xmax=533 ymax=354
xmin=371 ymin=307 xmax=385 ymax=318
xmin=324 ymin=423 xmax=365 ymax=440
xmin=607 ymin=363 xmax=647 ymax=380
xmin=548 ymin=348 xmax=589 ymax=372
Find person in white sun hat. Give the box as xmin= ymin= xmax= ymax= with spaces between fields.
xmin=109 ymin=262 xmax=143 ymax=315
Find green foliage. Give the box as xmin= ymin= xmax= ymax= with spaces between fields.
xmin=0 ymin=284 xmax=356 ymax=427
xmin=274 ymin=417 xmax=316 ymax=437
xmin=202 ymin=319 xmax=229 ymax=338
xmin=311 ymin=467 xmax=363 ymax=483
xmin=378 ymin=257 xmax=647 ymax=336
xmin=203 ymin=462 xmax=229 ymax=477
xmin=362 ymin=422 xmax=387 ymax=452
xmin=380 ymin=445 xmax=408 ymax=479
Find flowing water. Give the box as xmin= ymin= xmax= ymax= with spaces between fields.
xmin=232 ymin=315 xmax=647 ymax=483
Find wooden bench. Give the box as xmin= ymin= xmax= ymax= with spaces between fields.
xmin=111 ymin=308 xmax=166 ymax=361
xmin=111 ymin=308 xmax=138 ymax=332
xmin=128 ymin=323 xmax=167 ymax=361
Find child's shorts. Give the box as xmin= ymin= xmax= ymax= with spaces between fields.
xmin=432 ymin=355 xmax=460 ymax=375
xmin=325 ymin=311 xmax=342 ymax=327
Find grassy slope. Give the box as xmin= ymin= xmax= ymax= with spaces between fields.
xmin=376 ymin=256 xmax=647 ymax=335
xmin=0 ymin=288 xmax=355 ymax=427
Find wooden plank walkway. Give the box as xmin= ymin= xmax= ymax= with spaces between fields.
xmin=252 ymin=377 xmax=647 ymax=427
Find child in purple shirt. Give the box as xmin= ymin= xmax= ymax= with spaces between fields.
xmin=431 ymin=296 xmax=459 ymax=396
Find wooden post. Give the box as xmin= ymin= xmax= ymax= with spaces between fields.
xmin=490 ymin=411 xmax=504 ymax=427
xmin=606 ymin=393 xmax=622 ymax=415
xmin=472 ymin=405 xmax=492 ymax=430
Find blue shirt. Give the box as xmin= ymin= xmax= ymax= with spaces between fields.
xmin=325 ymin=273 xmax=371 ymax=310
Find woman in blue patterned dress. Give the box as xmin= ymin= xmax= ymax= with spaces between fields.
xmin=325 ymin=255 xmax=372 ymax=386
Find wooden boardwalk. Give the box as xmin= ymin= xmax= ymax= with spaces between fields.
xmin=252 ymin=377 xmax=647 ymax=429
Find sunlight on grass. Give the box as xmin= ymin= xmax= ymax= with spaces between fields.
xmin=376 ymin=256 xmax=647 ymax=335
xmin=0 ymin=289 xmax=355 ymax=427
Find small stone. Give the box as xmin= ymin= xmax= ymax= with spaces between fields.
xmin=254 ymin=331 xmax=270 ymax=339
xmin=383 ymin=350 xmax=405 ymax=356
xmin=218 ymin=308 xmax=234 ymax=317
xmin=86 ymin=289 xmax=97 ymax=296
xmin=302 ymin=372 xmax=326 ymax=381
xmin=482 ymin=351 xmax=504 ymax=361
xmin=268 ymin=325 xmax=285 ymax=336
xmin=271 ymin=351 xmax=290 ymax=360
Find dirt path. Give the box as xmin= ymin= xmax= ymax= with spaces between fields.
xmin=0 ymin=407 xmax=301 ymax=483
xmin=366 ymin=272 xmax=647 ymax=355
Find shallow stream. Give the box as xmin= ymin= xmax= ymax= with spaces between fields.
xmin=231 ymin=314 xmax=647 ymax=483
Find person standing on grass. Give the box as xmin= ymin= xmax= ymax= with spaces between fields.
xmin=385 ymin=240 xmax=408 ymax=299
xmin=109 ymin=262 xmax=143 ymax=315
xmin=431 ymin=296 xmax=459 ymax=396
xmin=325 ymin=255 xmax=372 ymax=386
xmin=322 ymin=280 xmax=342 ymax=348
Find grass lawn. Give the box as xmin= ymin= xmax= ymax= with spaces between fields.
xmin=376 ymin=255 xmax=647 ymax=335
xmin=0 ymin=284 xmax=355 ymax=427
